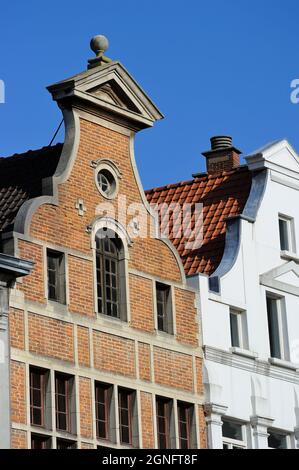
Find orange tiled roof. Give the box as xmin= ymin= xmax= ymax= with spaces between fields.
xmin=145 ymin=166 xmax=252 ymax=276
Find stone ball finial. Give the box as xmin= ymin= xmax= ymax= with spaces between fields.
xmin=90 ymin=35 xmax=109 ymax=57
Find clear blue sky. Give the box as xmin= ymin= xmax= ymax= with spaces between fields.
xmin=1 ymin=0 xmax=299 ymax=188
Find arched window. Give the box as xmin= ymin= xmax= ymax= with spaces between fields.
xmin=96 ymin=229 xmax=124 ymax=319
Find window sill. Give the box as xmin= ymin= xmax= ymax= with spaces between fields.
xmin=268 ymin=357 xmax=298 ymax=371
xmin=230 ymin=347 xmax=258 ymax=360
xmin=156 ymin=329 xmax=174 ymax=339
xmin=97 ymin=312 xmax=127 ymax=325
xmin=48 ymin=300 xmax=68 ymax=313
xmin=55 ymin=430 xmax=77 ymax=439
xmin=280 ymin=250 xmax=299 ymax=262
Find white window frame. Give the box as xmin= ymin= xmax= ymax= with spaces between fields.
xmin=229 ymin=309 xmax=248 ymax=350
xmin=222 ymin=419 xmax=247 ymax=449
xmin=266 ymin=294 xmax=289 ymax=361
xmin=278 ymin=214 xmax=296 ymax=255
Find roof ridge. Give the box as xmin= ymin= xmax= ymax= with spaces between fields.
xmin=0 ymin=142 xmax=63 ymax=161
xmin=145 ymin=165 xmax=249 ymax=194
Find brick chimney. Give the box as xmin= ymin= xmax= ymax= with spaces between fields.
xmin=202 ymin=136 xmax=241 ymax=174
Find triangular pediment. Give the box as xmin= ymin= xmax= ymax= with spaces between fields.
xmin=47 ymin=61 xmax=163 ymax=130
xmin=260 ymin=261 xmax=299 ymax=296
xmin=246 ymin=140 xmax=299 ymax=179
xmin=85 ymin=80 xmax=140 ymax=113
xmin=269 ymin=144 xmax=299 ymax=173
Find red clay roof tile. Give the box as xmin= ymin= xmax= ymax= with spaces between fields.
xmin=145 ymin=166 xmax=252 ymax=276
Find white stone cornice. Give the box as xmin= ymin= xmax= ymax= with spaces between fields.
xmin=204 ymin=403 xmax=228 ymax=418
xmin=204 ymin=346 xmax=299 ymax=384
xmin=250 ymin=415 xmax=274 ymax=429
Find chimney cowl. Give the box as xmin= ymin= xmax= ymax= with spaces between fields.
xmin=202 ymin=135 xmax=241 ymax=174
xmin=210 ymin=135 xmax=232 ymax=151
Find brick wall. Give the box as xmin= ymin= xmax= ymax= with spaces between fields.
xmin=140 ymin=392 xmax=155 ymax=448
xmin=11 ymin=429 xmax=27 ymax=449
xmin=10 ymin=115 xmax=205 ymax=448
xmin=153 ymin=347 xmax=194 ymax=392
xmin=198 ymin=405 xmax=207 ymax=449
xmin=138 ymin=342 xmax=152 ymax=382
xmin=129 ymin=275 xmax=154 ymax=332
xmin=79 ymin=377 xmax=93 ymax=439
xmin=93 ymin=331 xmax=136 ymax=378
xmin=9 ymin=308 xmax=25 ymax=350
xmin=10 ymin=361 xmax=26 ymax=424
xmin=77 ymin=326 xmax=90 ymax=367
xmin=68 ymin=255 xmax=95 ymax=316
xmin=175 ymin=288 xmax=198 ymax=346
xmin=18 ymin=240 xmax=45 ymax=303
xmin=28 ymin=313 xmax=74 ymax=362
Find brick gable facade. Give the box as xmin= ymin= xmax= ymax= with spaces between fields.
xmin=4 ymin=51 xmax=206 ymax=449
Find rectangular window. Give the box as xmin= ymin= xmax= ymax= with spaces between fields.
xmin=156 ymin=283 xmax=173 ymax=334
xmin=56 ymin=439 xmax=77 ymax=449
xmin=118 ymin=388 xmax=134 ymax=446
xmin=229 ymin=309 xmax=248 ymax=349
xmin=268 ymin=430 xmax=288 ymax=449
xmin=156 ymin=397 xmax=172 ymax=449
xmin=31 ymin=434 xmax=51 ymax=449
xmin=47 ymin=249 xmax=66 ymax=303
xmin=178 ymin=402 xmax=193 ymax=449
xmin=266 ymin=295 xmax=289 ymax=361
xmin=95 ymin=382 xmax=112 ymax=440
xmin=267 ymin=297 xmax=281 ymax=359
xmin=222 ymin=419 xmax=246 ymax=449
xmin=279 ymin=215 xmax=296 ymax=253
xmin=30 ymin=368 xmax=46 ymax=427
xmin=55 ymin=373 xmax=72 ymax=433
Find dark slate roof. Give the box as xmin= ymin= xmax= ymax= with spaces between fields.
xmin=0 ymin=144 xmax=62 ymax=233
xmin=145 ymin=166 xmax=252 ymax=276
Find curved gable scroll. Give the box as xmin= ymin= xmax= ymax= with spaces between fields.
xmin=13 ymin=108 xmax=80 ymax=238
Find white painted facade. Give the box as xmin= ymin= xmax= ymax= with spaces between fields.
xmin=188 ymin=140 xmax=299 ymax=449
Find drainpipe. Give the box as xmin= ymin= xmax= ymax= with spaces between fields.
xmin=0 ymin=254 xmax=33 ymax=449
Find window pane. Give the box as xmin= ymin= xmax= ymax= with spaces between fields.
xmin=33 ymin=408 xmax=42 ymax=426
xmin=230 ymin=313 xmax=240 ymax=348
xmin=31 ymin=434 xmax=51 ymax=449
xmin=57 ymin=439 xmax=76 ymax=449
xmin=97 ymin=423 xmax=107 ymax=439
xmin=118 ymin=390 xmax=132 ymax=445
xmin=268 ymin=432 xmax=287 ymax=449
xmin=95 ymin=383 xmax=110 ymax=440
xmin=121 ymin=409 xmax=129 ymax=426
xmin=55 ymin=375 xmax=70 ymax=432
xmin=158 ymin=316 xmax=165 ymax=331
xmin=178 ymin=403 xmax=192 ymax=449
xmin=279 ymin=219 xmax=289 ymax=251
xmin=156 ymin=398 xmax=170 ymax=449
xmin=58 ymin=394 xmax=66 ymax=412
xmin=47 ymin=251 xmax=65 ymax=303
xmin=32 ymin=388 xmax=42 ymax=407
xmin=32 ymin=372 xmax=42 ymax=388
xmin=222 ymin=420 xmax=243 ymax=441
xmin=267 ymin=297 xmax=281 ymax=359
xmin=96 ymin=235 xmax=120 ymax=318
xmin=121 ymin=426 xmax=130 ymax=444
xmin=156 ymin=284 xmax=171 ymax=333
xmin=58 ymin=413 xmax=67 ymax=431
xmin=30 ymin=369 xmax=45 ymax=427
xmin=159 ymin=434 xmax=166 ymax=449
